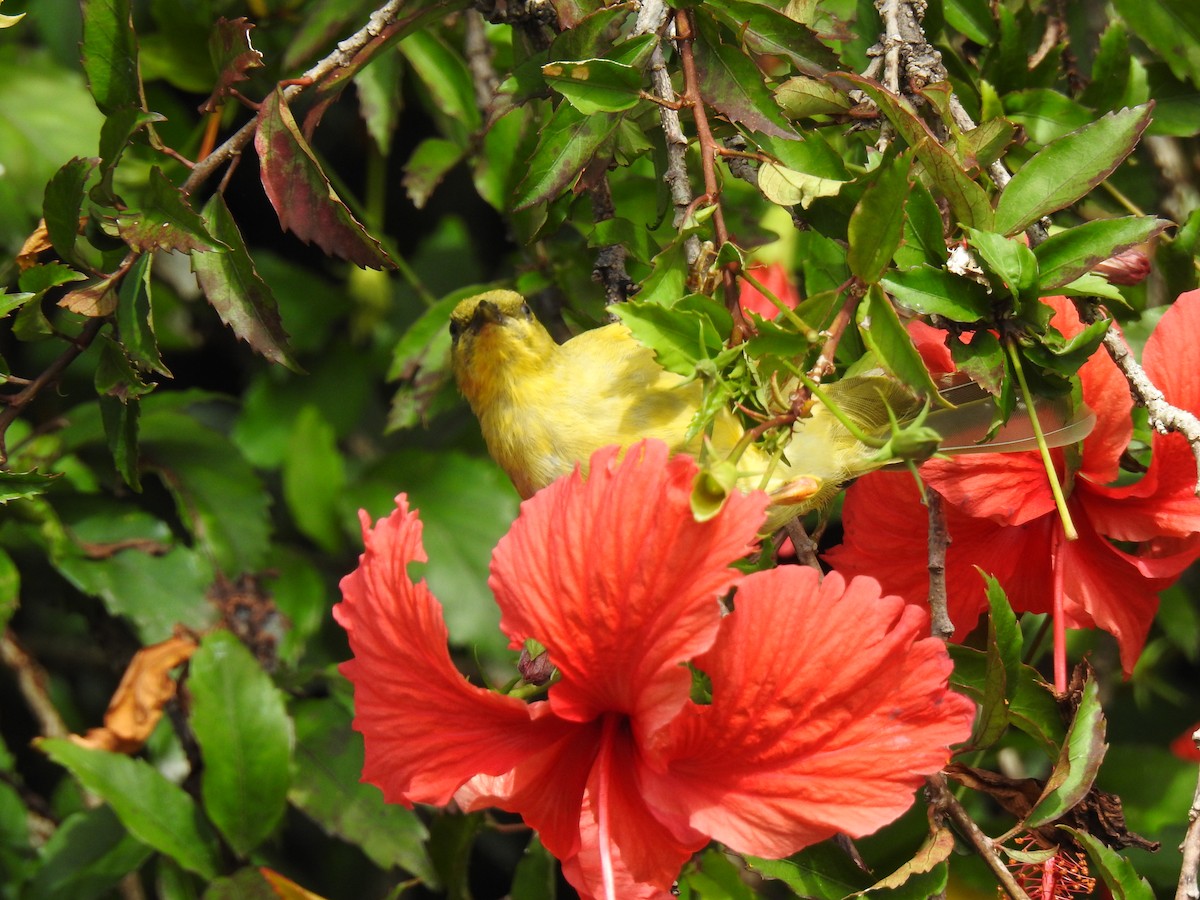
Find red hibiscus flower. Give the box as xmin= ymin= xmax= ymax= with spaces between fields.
xmin=827 ymin=293 xmax=1200 ymax=677
xmin=335 ymin=441 xmax=975 ymax=899
xmin=739 ymin=262 xmax=801 ymax=320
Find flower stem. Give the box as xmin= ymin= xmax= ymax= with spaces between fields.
xmin=1005 ymin=339 xmax=1077 ymax=541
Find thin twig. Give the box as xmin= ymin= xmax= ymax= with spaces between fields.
xmin=927 ymin=774 xmax=1033 ymax=900
xmin=0 ymin=629 xmax=69 ymax=740
xmin=926 ymin=490 xmax=953 ymax=639
xmin=0 ymin=318 xmax=106 ymax=465
xmin=182 ymin=0 xmax=414 ymax=196
xmin=1177 ymin=731 xmax=1200 ymax=900
xmin=588 ymin=177 xmax=636 ymax=305
xmin=783 ymin=519 xmax=822 ymax=572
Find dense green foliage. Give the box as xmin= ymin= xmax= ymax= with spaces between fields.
xmin=0 ymin=0 xmax=1199 ymax=897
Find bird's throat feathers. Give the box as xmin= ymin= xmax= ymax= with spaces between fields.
xmin=454 ymin=319 xmax=557 ymax=416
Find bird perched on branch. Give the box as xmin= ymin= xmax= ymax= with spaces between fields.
xmin=449 ymin=290 xmax=1094 ymax=528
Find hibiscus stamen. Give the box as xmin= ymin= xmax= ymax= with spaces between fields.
xmin=1052 ymin=528 xmax=1067 ymax=692
xmin=597 ymin=714 xmax=618 ymax=900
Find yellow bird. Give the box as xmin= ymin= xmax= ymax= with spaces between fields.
xmin=449 ymin=290 xmax=1092 ymax=526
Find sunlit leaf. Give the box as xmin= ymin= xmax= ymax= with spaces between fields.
xmin=1024 ymin=675 xmax=1107 ymax=829
xmin=994 ymin=105 xmax=1153 ymax=236
xmin=80 ymin=0 xmax=144 ymax=113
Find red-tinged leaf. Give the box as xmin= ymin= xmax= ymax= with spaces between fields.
xmin=200 ymin=17 xmax=264 ymax=113
xmin=694 ymin=20 xmax=798 ymax=139
xmin=43 ymin=157 xmax=97 ymax=265
xmin=254 ymin=88 xmax=395 ymax=269
xmin=1023 ymin=675 xmax=1107 ymax=829
xmin=706 ymin=0 xmax=841 ymax=77
xmin=1034 ymin=217 xmax=1169 ymax=290
xmin=994 ymin=104 xmax=1154 ymax=236
xmin=192 ymin=193 xmax=299 ymax=371
xmin=81 ymin=0 xmax=145 ymax=113
xmin=116 ymin=168 xmax=222 ymax=254
xmin=511 ymin=102 xmax=622 ymax=211
xmin=838 ymin=75 xmax=992 ymax=230
xmin=115 ymin=251 xmax=169 ymax=376
xmin=847 ymin=154 xmax=913 ymax=282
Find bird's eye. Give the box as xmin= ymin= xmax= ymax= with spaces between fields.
xmin=449 ymin=319 xmax=464 ymax=341
xmin=519 ymin=302 xmax=532 ymax=318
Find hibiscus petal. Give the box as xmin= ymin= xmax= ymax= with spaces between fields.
xmin=922 ymin=453 xmax=1056 ymax=525
xmin=334 ymin=497 xmax=570 ymax=807
xmin=491 ymin=441 xmax=769 ymax=732
xmin=1145 ymin=289 xmax=1200 ymax=414
xmin=644 ymin=568 xmax=974 ymax=858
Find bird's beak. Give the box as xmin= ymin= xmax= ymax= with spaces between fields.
xmin=469 ymin=300 xmax=504 ymax=331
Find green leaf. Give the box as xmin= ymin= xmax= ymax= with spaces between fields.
xmin=971 ymin=577 xmax=1019 ymax=749
xmin=93 ymin=107 xmax=165 ymax=206
xmin=862 ymin=829 xmax=954 ymax=895
xmin=757 ymin=162 xmax=846 ymax=208
xmin=511 ymin=101 xmax=622 ymax=211
xmin=192 ymin=193 xmax=298 ymax=370
xmin=895 ymin=180 xmax=947 ymax=269
xmin=282 ymin=406 xmax=347 ymax=553
xmin=510 ymin=835 xmax=557 ymax=900
xmin=201 ymin=867 xmax=278 ymax=900
xmin=26 ymin=805 xmax=153 ymax=900
xmin=190 ymin=631 xmax=293 ymax=857
xmin=1024 ymin=675 xmax=1107 ymax=829
xmin=399 ymin=30 xmax=482 ymax=142
xmin=882 ymin=266 xmax=993 ymax=322
xmin=1061 ymin=828 xmax=1155 ymax=900
xmin=254 ymin=88 xmax=394 ymax=269
xmin=948 ymin=644 xmax=1064 ymax=757
xmin=0 ymin=470 xmax=58 ymax=504
xmin=1003 ymin=89 xmax=1095 ymax=145
xmin=403 ymin=137 xmax=467 ymax=210
xmin=55 ymin=545 xmax=217 ymax=644
xmin=964 ymin=227 xmax=1038 ymax=300
xmin=706 ymin=0 xmax=841 ymax=76
xmin=289 ymin=698 xmax=437 ymax=884
xmin=1113 ymin=0 xmax=1200 ymax=88
xmin=80 ymin=0 xmax=144 ymax=113
xmin=0 ymin=547 xmax=17 ymax=631
xmin=98 ymin=392 xmax=141 ymax=490
xmin=848 ymin=155 xmax=913 ymax=282
xmin=115 ymin=251 xmax=168 ymax=376
xmin=116 ymin=167 xmax=221 ymax=254
xmin=944 ymin=0 xmax=996 ymax=43
xmin=347 ymin=450 xmax=519 ymax=657
xmin=138 ymin=407 xmax=271 ymax=575
xmin=994 ymin=104 xmax=1154 ymax=236
xmin=39 ymin=739 xmax=220 ymax=880
xmin=1080 ymin=22 xmax=1132 ymax=111
xmin=839 ymin=75 xmax=993 ymax=230
xmin=613 ymin=299 xmax=724 ymax=375
xmin=693 ymin=20 xmax=797 ymax=138
xmin=1034 ymin=217 xmax=1169 ymax=290
xmin=542 ymin=58 xmax=643 ymax=115
xmin=43 ymin=157 xmax=97 ymax=265
xmin=747 ymin=842 xmax=870 ymax=898
xmin=775 ymin=76 xmax=852 ymax=118
xmin=857 ymin=285 xmax=942 ymax=401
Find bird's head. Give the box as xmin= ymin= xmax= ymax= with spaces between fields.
xmin=449 ymin=290 xmax=558 ymax=412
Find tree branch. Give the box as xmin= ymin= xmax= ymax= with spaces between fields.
xmin=1177 ymin=730 xmax=1200 ymax=900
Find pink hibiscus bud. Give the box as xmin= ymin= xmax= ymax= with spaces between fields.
xmin=1093 ymin=248 xmax=1151 ymax=285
